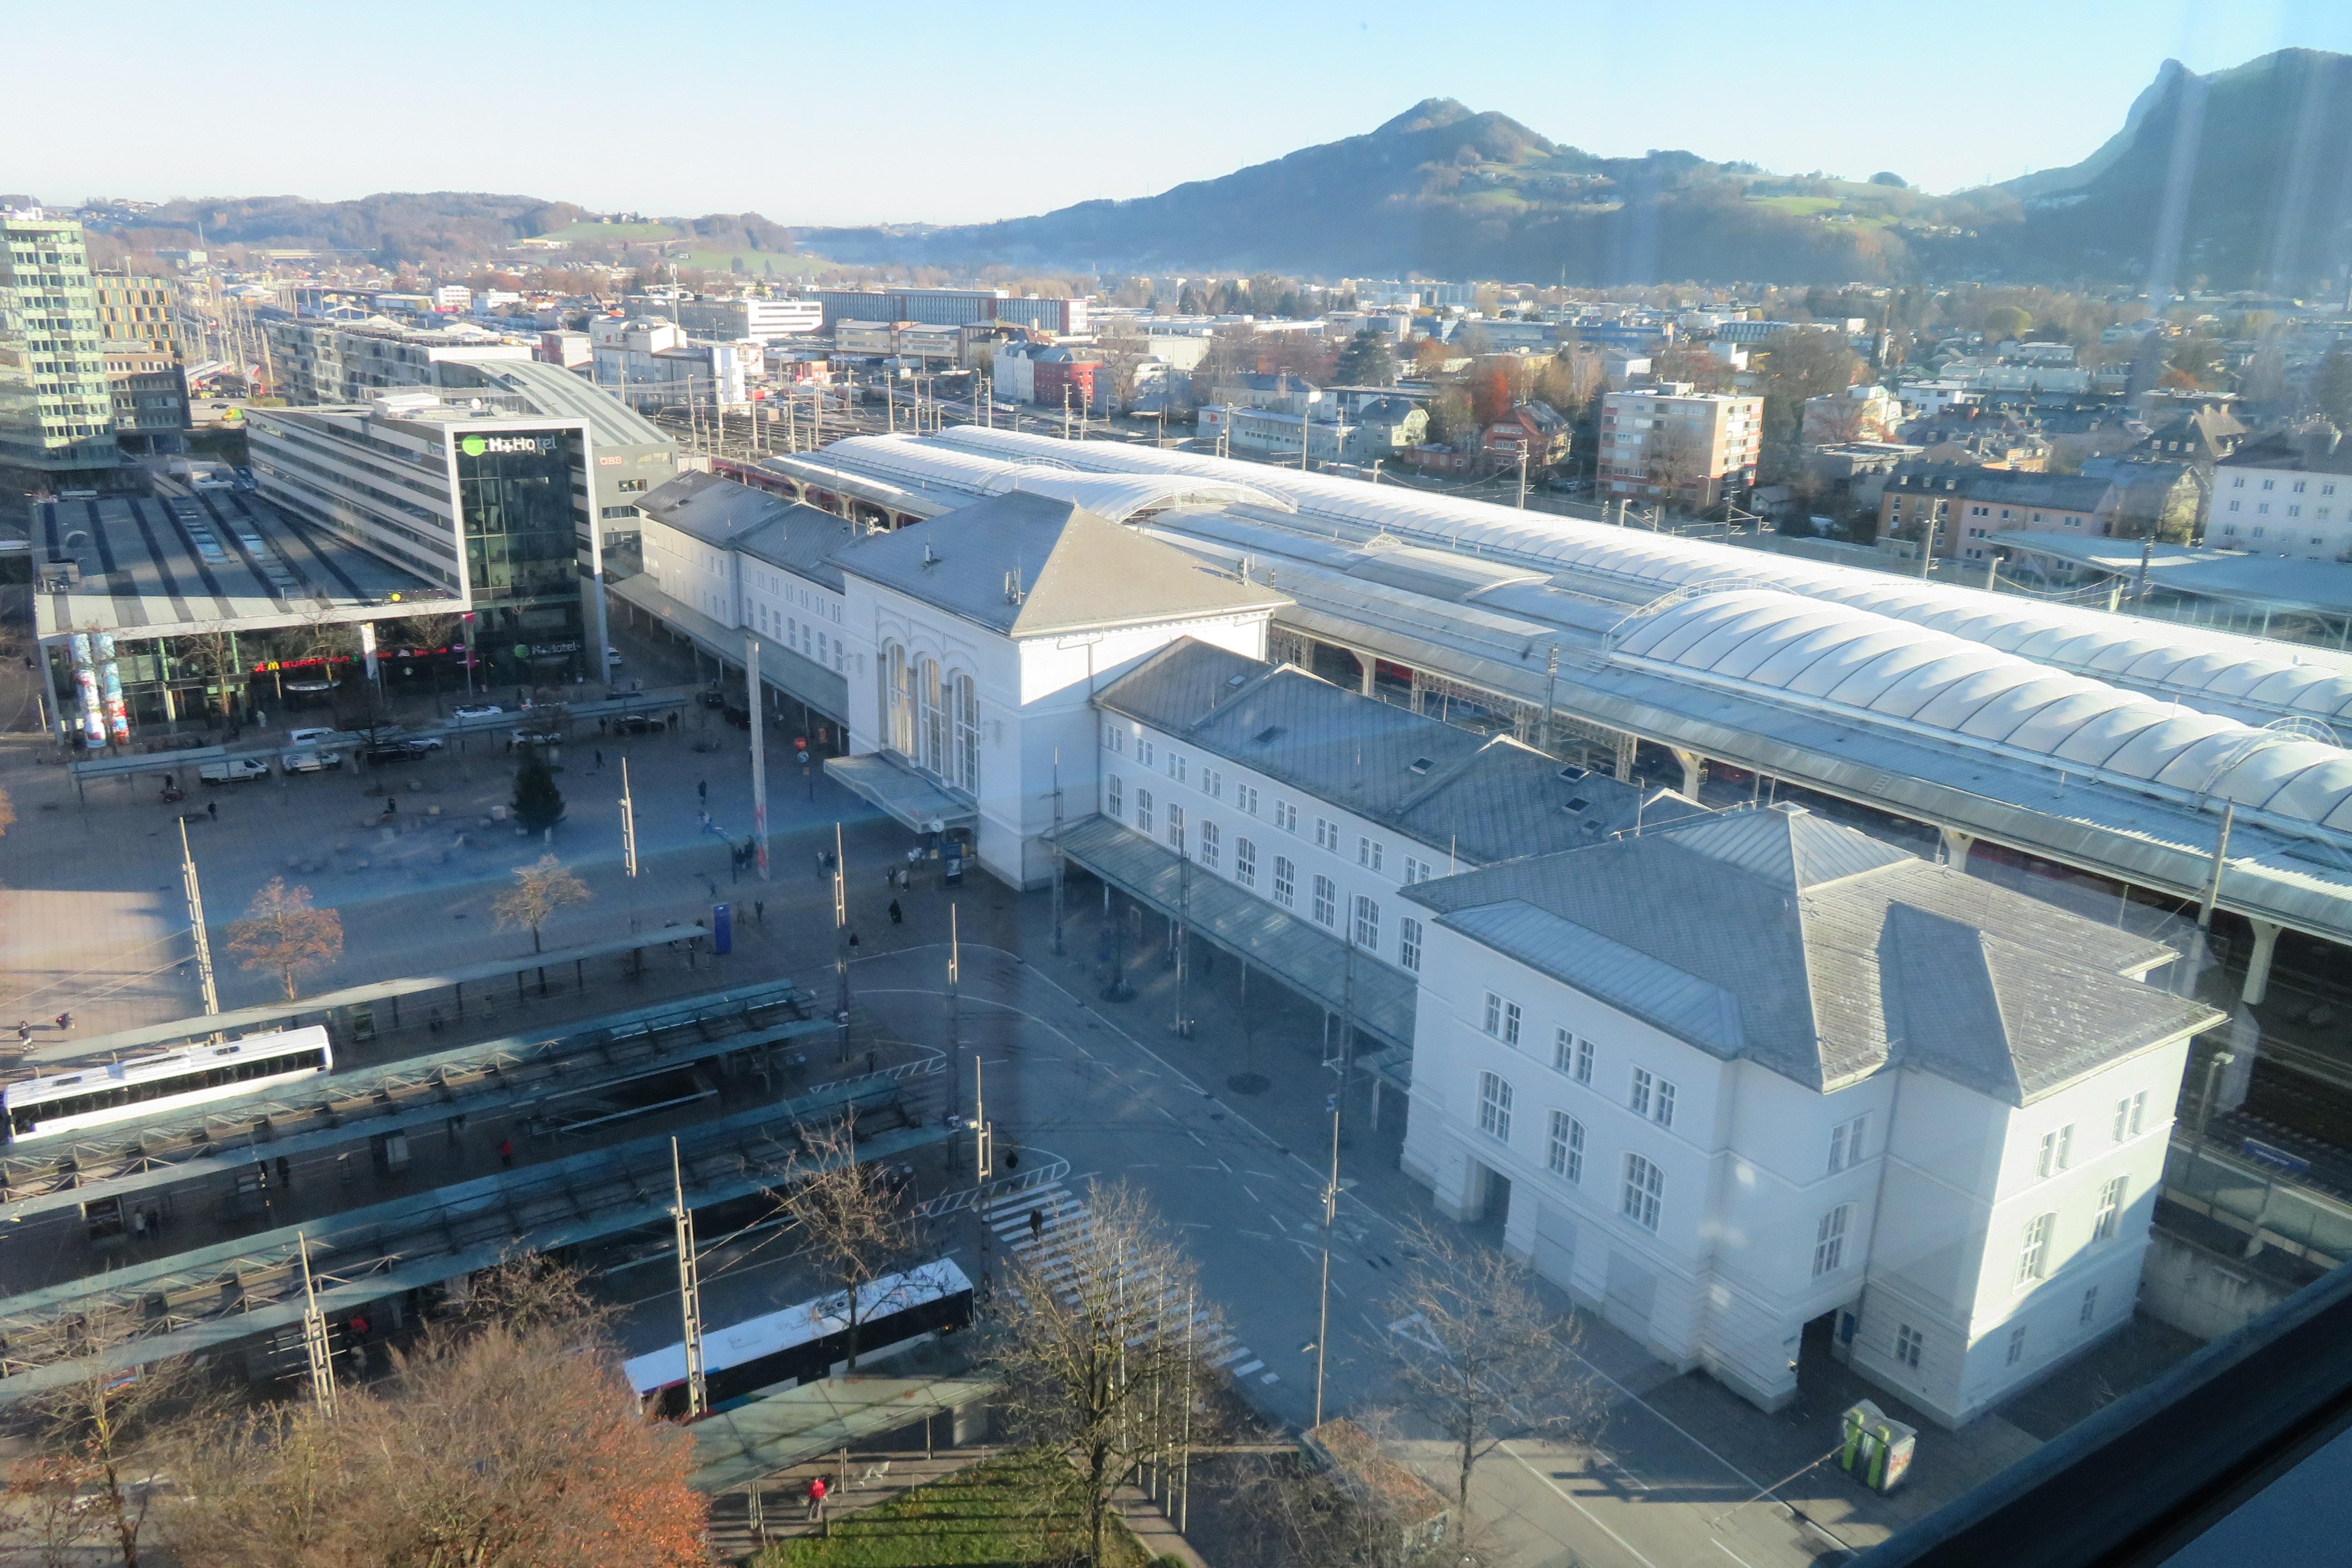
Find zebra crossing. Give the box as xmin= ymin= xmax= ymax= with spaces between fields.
xmin=981 ymin=1180 xmax=1278 ymax=1385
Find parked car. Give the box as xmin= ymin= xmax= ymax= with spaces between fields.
xmin=279 ymin=749 xmax=344 ymax=774
xmin=451 ymin=703 xmax=503 ymax=720
xmin=604 ymin=646 xmax=623 ymax=668
xmin=404 ymin=734 xmax=446 ymax=751
xmin=698 ymin=690 xmax=728 ymax=709
xmin=511 ymin=727 xmax=565 ymax=747
xmin=198 ymin=757 xmax=270 ymax=784
xmin=611 ymin=713 xmax=655 ymax=736
xmin=286 ymin=726 xmax=340 ymax=748
xmin=361 ymin=741 xmax=425 ymax=764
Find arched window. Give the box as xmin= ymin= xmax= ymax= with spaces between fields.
xmin=952 ymin=672 xmax=978 ymax=794
xmin=885 ymin=642 xmax=913 ymax=756
xmin=917 ymin=656 xmax=946 ymax=778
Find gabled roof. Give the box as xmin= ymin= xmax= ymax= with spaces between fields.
xmin=834 ymin=491 xmax=1289 ymax=638
xmin=1096 ymin=637 xmax=1697 ymax=865
xmin=1402 ymin=804 xmax=2217 ymax=1099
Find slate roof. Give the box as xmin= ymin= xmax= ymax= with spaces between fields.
xmin=1096 ymin=637 xmax=1701 ymax=867
xmin=1401 ymin=803 xmax=2219 ymax=1100
xmin=833 ymin=491 xmax=1289 ymax=638
xmin=636 ymin=474 xmax=858 ymax=592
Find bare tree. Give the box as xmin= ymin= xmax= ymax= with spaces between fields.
xmin=176 ymin=623 xmax=247 ymax=726
xmin=987 ymin=1180 xmax=1226 ymax=1568
xmin=491 ymin=855 xmax=593 ymax=955
xmin=1236 ymin=1425 xmax=1505 ymax=1568
xmin=225 ymin=877 xmax=344 ymax=1000
xmin=1380 ymin=1218 xmax=1605 ymax=1511
xmin=1 ymin=1324 xmax=210 ymax=1568
xmin=775 ymin=1109 xmax=922 ymax=1372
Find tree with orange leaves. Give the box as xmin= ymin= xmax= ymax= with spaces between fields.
xmin=225 ymin=876 xmax=343 ymax=1001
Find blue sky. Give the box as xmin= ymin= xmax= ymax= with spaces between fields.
xmin=13 ymin=0 xmax=2352 ymax=226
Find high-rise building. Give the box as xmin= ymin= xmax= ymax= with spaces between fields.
xmin=0 ymin=211 xmax=120 ymax=481
xmin=1597 ymin=385 xmax=1764 ymax=509
xmin=94 ymin=271 xmax=189 ymax=453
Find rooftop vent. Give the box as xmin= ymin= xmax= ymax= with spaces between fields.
xmin=1227 ymin=673 xmax=1248 ymax=687
xmin=1563 ymin=797 xmax=1590 ymax=813
xmin=1252 ymin=725 xmax=1284 ymax=745
xmin=1408 ymin=756 xmax=1435 ymax=775
xmin=1557 ymin=765 xmax=1589 ymax=781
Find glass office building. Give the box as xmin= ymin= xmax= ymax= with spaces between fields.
xmin=0 ymin=211 xmax=120 ymax=481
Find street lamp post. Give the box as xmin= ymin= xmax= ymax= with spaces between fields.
xmin=1312 ymin=1091 xmax=1340 ymax=1429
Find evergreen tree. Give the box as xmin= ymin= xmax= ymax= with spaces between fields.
xmin=512 ymin=748 xmax=566 ymax=834
xmin=1333 ymin=328 xmax=1397 ymax=387
xmin=2315 ymin=346 xmax=2352 ymax=431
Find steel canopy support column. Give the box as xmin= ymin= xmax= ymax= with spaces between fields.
xmin=2241 ymin=919 xmax=2283 ymax=1007
xmin=1669 ymin=747 xmax=1704 ymax=798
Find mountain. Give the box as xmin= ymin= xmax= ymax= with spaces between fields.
xmin=1983 ymin=49 xmax=2352 ymax=294
xmin=797 ymin=98 xmax=1948 ymax=285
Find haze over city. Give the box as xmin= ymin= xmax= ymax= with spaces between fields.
xmin=5 ymin=8 xmax=2352 ymax=1568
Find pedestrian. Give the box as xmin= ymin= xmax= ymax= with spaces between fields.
xmin=1028 ymin=1207 xmax=1043 ymax=1242
xmin=848 ymin=931 xmax=860 ymax=954
xmin=14 ymin=1020 xmax=28 ymax=1048
xmin=597 ymin=716 xmax=607 ymax=735
xmin=754 ymin=899 xmax=765 ymax=923
xmin=498 ymin=1138 xmax=514 ymax=1169
xmin=1005 ymin=1148 xmax=1019 ymax=1171
xmin=54 ymin=1011 xmax=71 ymax=1031
xmin=594 ymin=748 xmax=603 ymax=770
xmin=207 ymin=800 xmax=217 ymax=821
xmin=698 ymin=779 xmax=707 ymax=803
xmin=815 ymin=848 xmax=828 ymax=878
xmin=804 ymin=1474 xmax=827 ymax=1522
xmin=384 ymin=795 xmax=397 ymax=816
xmin=163 ymin=772 xmax=175 ymax=790
xmin=429 ymin=1008 xmax=443 ymax=1035
xmin=888 ymin=898 xmax=902 ymax=924
xmin=276 ymin=1155 xmax=292 ymax=1191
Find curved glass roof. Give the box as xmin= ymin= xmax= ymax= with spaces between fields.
xmin=1612 ymin=589 xmax=2352 ymax=840
xmin=817 ymin=435 xmax=1288 ymax=521
xmin=924 ymin=428 xmax=2352 ymax=727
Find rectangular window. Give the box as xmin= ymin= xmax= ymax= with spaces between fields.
xmin=2092 ymin=1175 xmax=2126 ymax=1242
xmin=1352 ymin=894 xmax=1380 ymax=950
xmin=1135 ymin=788 xmax=1154 ymax=835
xmin=1358 ymin=836 xmax=1384 ymax=872
xmin=1272 ymin=855 xmax=1295 ymax=909
xmin=1168 ymin=752 xmax=1186 ymax=784
xmin=2113 ymin=1091 xmax=2148 ymax=1142
xmin=1235 ymin=837 xmax=1257 ymax=889
xmin=1654 ymin=1079 xmax=1677 ymax=1129
xmin=2006 ymin=1324 xmax=2027 ymax=1367
xmin=1203 ymin=767 xmax=1222 ymax=801
xmin=1315 ymin=817 xmax=1339 ymax=851
xmin=1553 ymin=1028 xmax=1575 ymax=1077
xmin=1200 ymin=820 xmax=1220 ymax=869
xmin=1398 ymin=916 xmax=1422 ymax=972
xmin=1274 ymin=800 xmax=1297 ymax=833
xmin=1548 ymin=1111 xmax=1584 ymax=1182
xmin=2017 ymin=1212 xmax=2055 ymax=1286
xmin=2129 ymin=1091 xmax=2146 ymax=1137
xmin=1106 ymin=774 xmax=1123 ymax=818
xmin=1311 ymin=874 xmax=1336 ymax=927
xmin=1828 ymin=1114 xmax=1869 ymax=1174
xmin=1138 ymin=739 xmax=1154 ymax=767
xmin=1621 ymin=1153 xmax=1663 ymax=1231
xmin=1575 ymin=1035 xmax=1594 ymax=1083
xmin=1895 ymin=1323 xmax=1924 ymax=1369
xmin=1812 ymin=1205 xmax=1851 ymax=1277
xmin=1238 ymin=784 xmax=1259 ymax=815
xmin=1478 ymin=1071 xmax=1513 ymax=1143
xmin=1404 ymin=854 xmax=1434 ymax=884
xmin=1166 ymin=802 xmax=1185 ymax=853
xmin=2037 ymin=1124 xmax=2074 ymax=1178
xmin=1630 ymin=1067 xmax=1653 ymax=1117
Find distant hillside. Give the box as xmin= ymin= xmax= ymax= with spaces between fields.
xmin=1982 ymin=48 xmax=2352 ymax=293
xmin=798 ymin=98 xmax=1953 ymax=285
xmin=84 ymin=194 xmax=800 ymax=272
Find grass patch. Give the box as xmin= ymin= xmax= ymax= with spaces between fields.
xmin=753 ymin=1452 xmax=1154 ymax=1568
xmin=1745 ymin=195 xmax=1841 ymax=217
xmin=536 ymin=220 xmax=684 ymax=242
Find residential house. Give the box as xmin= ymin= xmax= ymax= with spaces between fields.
xmin=1482 ymin=403 xmax=1572 ymax=470
xmin=2210 ymin=430 xmax=2352 ymax=560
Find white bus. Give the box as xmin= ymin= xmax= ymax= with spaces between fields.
xmin=3 ymin=1026 xmax=334 ymax=1142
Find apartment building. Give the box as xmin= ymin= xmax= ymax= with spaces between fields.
xmin=0 ymin=211 xmax=119 ymax=480
xmin=93 ymin=272 xmax=188 ymax=452
xmin=1597 ymin=385 xmax=1763 ymax=509
xmin=2211 ymin=431 xmax=2352 ymax=561
xmin=1399 ymin=804 xmax=2221 ymax=1426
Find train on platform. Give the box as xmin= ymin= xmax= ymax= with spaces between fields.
xmin=3 ymin=1026 xmax=334 ymax=1142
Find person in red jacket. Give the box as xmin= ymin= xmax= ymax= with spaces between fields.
xmin=804 ymin=1473 xmax=828 ymax=1521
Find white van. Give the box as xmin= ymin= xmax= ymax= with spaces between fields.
xmin=286 ymin=726 xmax=340 ymax=748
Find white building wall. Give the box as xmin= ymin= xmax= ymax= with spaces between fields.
xmin=1399 ymin=915 xmax=2199 ymax=1425
xmin=2212 ymin=465 xmax=2352 ymax=559
xmin=638 ymin=514 xmax=741 ymax=628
